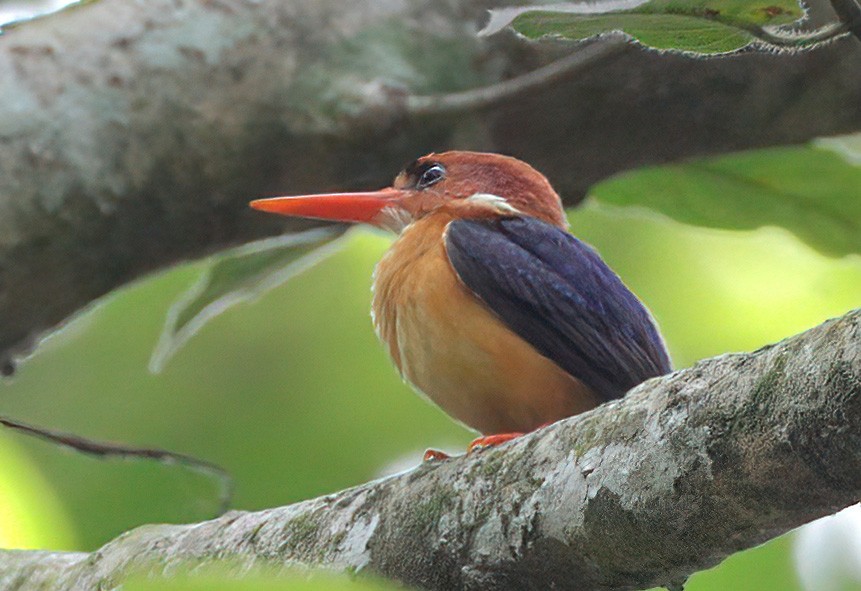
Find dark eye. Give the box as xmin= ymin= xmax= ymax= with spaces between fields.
xmin=417 ymin=164 xmax=445 ymax=189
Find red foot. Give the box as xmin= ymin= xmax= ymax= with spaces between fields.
xmin=467 ymin=432 xmax=524 ymax=454
xmin=423 ymin=448 xmax=451 ymax=462
xmin=425 ymin=424 xmax=556 ymax=461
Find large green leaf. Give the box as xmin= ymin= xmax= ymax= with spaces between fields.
xmin=149 ymin=227 xmax=346 ymax=373
xmin=589 ymin=139 xmax=861 ymax=257
xmin=501 ymin=0 xmax=808 ymax=55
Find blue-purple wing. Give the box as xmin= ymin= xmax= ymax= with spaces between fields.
xmin=445 ymin=217 xmax=671 ymax=402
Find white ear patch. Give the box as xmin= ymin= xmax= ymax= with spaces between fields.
xmin=376 ymin=206 xmax=414 ymax=233
xmin=466 ymin=193 xmax=521 ymax=215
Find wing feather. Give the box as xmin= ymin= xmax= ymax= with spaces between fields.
xmin=445 ymin=217 xmax=671 ymax=401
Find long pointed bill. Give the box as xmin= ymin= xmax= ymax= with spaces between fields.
xmin=249 ymin=187 xmax=405 ymax=225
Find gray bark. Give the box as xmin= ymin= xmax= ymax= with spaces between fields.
xmin=0 ymin=307 xmax=859 ymax=591
xmin=0 ymin=0 xmax=860 ymax=372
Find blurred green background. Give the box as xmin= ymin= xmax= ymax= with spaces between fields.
xmin=0 ymin=200 xmax=859 ymax=590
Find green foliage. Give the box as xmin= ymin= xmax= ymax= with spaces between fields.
xmin=0 ymin=432 xmax=75 ymax=550
xmin=589 ymin=142 xmax=861 ymax=257
xmin=506 ymin=0 xmax=808 ymax=54
xmin=516 ymin=12 xmax=750 ymax=53
xmin=150 ymin=227 xmax=345 ymax=373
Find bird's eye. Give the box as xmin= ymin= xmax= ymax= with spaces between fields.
xmin=416 ymin=164 xmax=445 ymax=189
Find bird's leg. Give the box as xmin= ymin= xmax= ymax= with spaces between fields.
xmin=469 ymin=422 xmax=554 ymax=454
xmin=468 ymin=432 xmax=524 ymax=453
xmin=422 ymin=423 xmax=553 ymax=462
xmin=422 ymin=435 xmax=522 ymax=462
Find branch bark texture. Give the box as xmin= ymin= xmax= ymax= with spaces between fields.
xmin=0 ymin=0 xmax=860 ymax=372
xmin=0 ymin=308 xmax=859 ymax=590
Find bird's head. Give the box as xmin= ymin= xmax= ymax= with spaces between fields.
xmin=250 ymin=151 xmax=568 ymax=231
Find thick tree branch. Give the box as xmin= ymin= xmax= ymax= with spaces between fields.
xmin=0 ymin=0 xmax=860 ymax=373
xmin=0 ymin=308 xmax=859 ymax=590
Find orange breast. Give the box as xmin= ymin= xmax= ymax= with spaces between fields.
xmin=371 ymin=211 xmax=600 ymax=435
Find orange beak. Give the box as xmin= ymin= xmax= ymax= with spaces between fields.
xmin=249 ymin=187 xmax=405 ymax=225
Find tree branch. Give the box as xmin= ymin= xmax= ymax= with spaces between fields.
xmin=405 ymin=36 xmax=630 ymax=116
xmin=0 ymin=414 xmax=233 ymax=514
xmin=1 ymin=308 xmax=859 ymax=590
xmin=0 ymin=0 xmax=860 ymax=374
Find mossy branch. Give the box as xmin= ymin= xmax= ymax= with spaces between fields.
xmin=1 ymin=308 xmax=859 ymax=590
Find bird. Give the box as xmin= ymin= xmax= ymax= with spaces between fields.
xmin=250 ymin=151 xmax=671 ymax=458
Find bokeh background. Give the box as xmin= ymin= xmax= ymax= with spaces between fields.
xmin=0 ymin=199 xmax=859 ymax=589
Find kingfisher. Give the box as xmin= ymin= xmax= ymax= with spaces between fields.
xmin=250 ymin=151 xmax=671 ymax=456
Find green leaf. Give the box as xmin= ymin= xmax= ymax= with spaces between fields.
xmin=504 ymin=0 xmax=806 ymax=55
xmin=149 ymin=227 xmax=346 ymax=373
xmin=514 ymin=12 xmax=750 ymax=53
xmin=589 ymin=140 xmax=861 ymax=257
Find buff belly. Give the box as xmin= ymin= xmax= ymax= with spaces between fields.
xmin=372 ymin=213 xmax=600 ymax=435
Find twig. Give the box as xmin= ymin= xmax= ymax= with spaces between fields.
xmin=406 ymin=37 xmax=629 ymax=116
xmin=0 ymin=415 xmax=233 ymax=515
